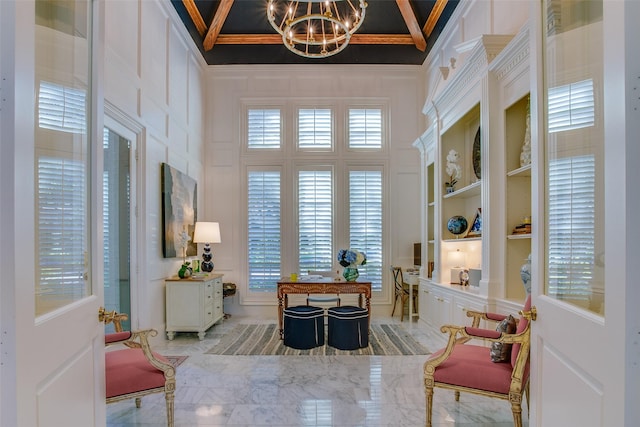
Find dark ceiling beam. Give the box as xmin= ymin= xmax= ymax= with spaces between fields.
xmin=181 ymin=0 xmax=206 ymax=36
xmin=214 ymin=34 xmax=417 ymax=45
xmin=424 ymin=0 xmax=448 ymax=37
xmin=203 ymin=0 xmax=235 ymax=51
xmin=395 ymin=0 xmax=427 ymax=52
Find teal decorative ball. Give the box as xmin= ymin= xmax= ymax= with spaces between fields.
xmin=447 ymin=215 xmax=468 ymax=236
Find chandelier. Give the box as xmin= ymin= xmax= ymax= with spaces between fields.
xmin=267 ymin=0 xmax=368 ymax=58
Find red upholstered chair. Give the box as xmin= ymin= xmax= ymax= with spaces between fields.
xmin=423 ymin=295 xmax=535 ymax=427
xmin=104 ymin=311 xmax=176 ymax=427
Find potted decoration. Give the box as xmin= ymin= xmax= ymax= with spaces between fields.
xmin=337 ymin=248 xmax=367 ymax=282
xmin=445 ymin=149 xmax=462 ymax=193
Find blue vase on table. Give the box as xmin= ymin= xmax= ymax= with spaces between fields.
xmin=343 ymin=267 xmax=359 ymax=282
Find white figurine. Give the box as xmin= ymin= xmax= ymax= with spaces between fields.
xmin=520 ymin=104 xmax=532 ymax=167
xmin=445 ymin=149 xmax=461 ymax=192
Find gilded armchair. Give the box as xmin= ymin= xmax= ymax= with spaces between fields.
xmin=423 ymin=296 xmax=535 ymax=427
xmin=103 ymin=310 xmax=176 ymax=427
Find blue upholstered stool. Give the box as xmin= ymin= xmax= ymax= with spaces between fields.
xmin=283 ymin=305 xmax=325 ymax=349
xmin=327 ymin=305 xmax=369 ymax=350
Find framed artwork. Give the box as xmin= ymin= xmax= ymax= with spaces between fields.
xmin=465 ymin=208 xmax=482 ymax=238
xmin=161 ymin=163 xmax=198 ymax=258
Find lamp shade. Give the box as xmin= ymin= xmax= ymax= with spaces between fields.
xmin=193 ymin=222 xmax=221 ymax=244
xmin=448 ymin=249 xmax=465 ymax=268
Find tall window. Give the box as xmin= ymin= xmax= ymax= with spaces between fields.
xmin=298 ymin=170 xmax=333 ymax=271
xmin=247 ymin=170 xmax=282 ymax=291
xmin=245 ymin=104 xmax=385 ymax=293
xmin=349 ymin=170 xmax=383 ymax=290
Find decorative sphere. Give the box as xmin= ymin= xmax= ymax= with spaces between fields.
xmin=447 ymin=215 xmax=468 ymax=235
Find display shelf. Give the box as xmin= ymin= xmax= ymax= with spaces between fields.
xmin=507 ymin=164 xmax=531 ymax=177
xmin=442 ymin=181 xmax=481 ymax=199
xmin=443 ymin=237 xmax=482 ymax=243
xmin=507 ymin=233 xmax=531 ymax=240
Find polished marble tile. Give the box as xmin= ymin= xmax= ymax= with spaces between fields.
xmin=107 ymin=314 xmax=528 ymax=426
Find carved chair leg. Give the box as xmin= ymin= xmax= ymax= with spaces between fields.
xmin=454 ymin=390 xmax=460 ymax=401
xmin=511 ymin=402 xmax=523 ymax=427
xmin=165 ymin=390 xmax=175 ymax=427
xmin=425 ymin=386 xmax=434 ymax=427
xmin=135 ymin=397 xmax=142 ymax=408
xmin=525 ymin=382 xmax=530 ymax=416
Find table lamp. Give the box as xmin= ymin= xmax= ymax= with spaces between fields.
xmin=448 ymin=249 xmax=466 ymax=284
xmin=193 ymin=221 xmax=221 ymax=272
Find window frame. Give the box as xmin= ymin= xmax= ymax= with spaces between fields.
xmin=241 ymin=99 xmax=390 ymax=303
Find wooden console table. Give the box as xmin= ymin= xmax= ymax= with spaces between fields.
xmin=277 ymin=278 xmax=371 ymax=339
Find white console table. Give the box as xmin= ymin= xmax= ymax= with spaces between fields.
xmin=165 ymin=274 xmax=224 ymax=340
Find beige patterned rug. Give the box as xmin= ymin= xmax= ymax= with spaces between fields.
xmin=205 ymin=323 xmax=430 ymax=356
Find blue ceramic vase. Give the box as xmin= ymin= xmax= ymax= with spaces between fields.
xmin=343 ymin=267 xmax=359 ymax=282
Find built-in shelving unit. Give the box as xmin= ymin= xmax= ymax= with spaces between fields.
xmin=414 ymin=25 xmax=532 ymax=328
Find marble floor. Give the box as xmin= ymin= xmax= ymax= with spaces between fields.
xmin=106 ymin=313 xmax=529 ymax=426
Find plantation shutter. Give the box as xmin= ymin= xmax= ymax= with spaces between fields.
xmin=298 ymin=170 xmax=333 ymax=271
xmin=37 ymin=156 xmax=87 ymax=299
xmin=38 ymin=81 xmax=86 ymax=133
xmin=547 ymin=155 xmax=595 ymax=300
xmin=548 ymin=79 xmax=595 ymax=133
xmin=348 ymin=108 xmax=382 ymax=149
xmin=247 ymin=170 xmax=282 ymax=292
xmin=248 ymin=109 xmax=281 ymax=149
xmin=349 ymin=170 xmax=383 ymax=291
xmin=298 ymin=108 xmax=332 ymax=149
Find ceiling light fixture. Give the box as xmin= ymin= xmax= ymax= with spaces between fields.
xmin=267 ymin=0 xmax=368 ymax=58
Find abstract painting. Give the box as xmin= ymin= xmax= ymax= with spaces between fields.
xmin=161 ymin=163 xmax=198 ymax=258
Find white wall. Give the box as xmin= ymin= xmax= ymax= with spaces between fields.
xmin=104 ymin=0 xmax=206 ymax=333
xmin=205 ymin=65 xmax=426 ymax=317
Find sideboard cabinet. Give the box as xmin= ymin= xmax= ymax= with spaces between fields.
xmin=165 ymin=274 xmax=224 ymax=340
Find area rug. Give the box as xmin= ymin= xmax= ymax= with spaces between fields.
xmin=205 ymin=323 xmax=430 ymax=356
xmin=163 ymin=355 xmax=188 ymax=368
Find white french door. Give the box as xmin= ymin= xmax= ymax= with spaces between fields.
xmin=6 ymin=1 xmax=106 ymax=425
xmin=530 ymin=1 xmax=636 ymax=425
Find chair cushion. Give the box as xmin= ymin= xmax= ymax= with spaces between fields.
xmin=490 ymin=314 xmax=516 ymax=362
xmin=105 ymin=348 xmax=168 ymax=398
xmin=429 ymin=344 xmax=514 ymax=394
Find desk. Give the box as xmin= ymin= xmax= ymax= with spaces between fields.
xmin=277 ymin=279 xmax=371 ymax=339
xmin=403 ymin=273 xmax=420 ymax=319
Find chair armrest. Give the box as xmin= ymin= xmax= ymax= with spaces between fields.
xmin=105 ymin=329 xmax=174 ymax=375
xmin=129 ymin=329 xmax=174 ymax=374
xmin=465 ymin=310 xmax=510 ymax=327
xmin=105 ymin=331 xmax=132 ymax=344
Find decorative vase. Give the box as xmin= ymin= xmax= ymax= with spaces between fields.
xmin=446 ymin=186 xmax=455 ymax=194
xmin=178 ymin=263 xmax=192 ymax=279
xmin=343 ymin=267 xmax=359 ymax=282
xmin=520 ymin=254 xmax=531 ymax=294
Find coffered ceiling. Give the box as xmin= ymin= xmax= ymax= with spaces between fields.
xmin=171 ymin=0 xmax=459 ymax=65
